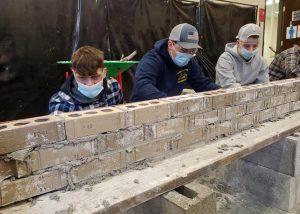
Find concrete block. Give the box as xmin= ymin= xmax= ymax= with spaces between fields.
xmin=161 ymin=182 xmax=216 ymax=214
xmin=161 ymin=94 xmax=208 ymax=117
xmin=124 ymin=182 xmax=217 ymax=214
xmin=28 ymin=141 xmax=95 ymax=172
xmin=117 ymin=100 xmax=171 ymax=126
xmin=0 ymin=170 xmax=67 ymax=206
xmin=287 ymin=135 xmax=300 ymax=176
xmin=62 ymin=107 xmax=126 ymax=139
xmin=225 ymin=105 xmax=246 ymax=120
xmin=126 ymin=182 xmax=216 ymax=214
xmin=243 ymin=137 xmax=300 ymax=176
xmin=275 ymin=103 xmax=291 ymax=117
xmin=228 ymin=160 xmax=299 ymax=211
xmin=145 ymin=117 xmax=186 ymax=139
xmin=0 ymin=115 xmax=65 ymax=155
xmin=246 ymin=99 xmax=266 ymax=113
xmin=70 ymin=151 xmax=126 ymax=183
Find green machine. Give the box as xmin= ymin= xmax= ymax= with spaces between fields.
xmin=57 ymin=60 xmax=139 ymax=91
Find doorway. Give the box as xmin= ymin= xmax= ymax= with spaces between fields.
xmin=277 ymin=0 xmax=300 ymax=52
xmin=263 ymin=0 xmax=280 ymax=64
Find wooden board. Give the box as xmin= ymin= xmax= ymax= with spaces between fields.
xmin=2 ymin=111 xmax=300 ymax=214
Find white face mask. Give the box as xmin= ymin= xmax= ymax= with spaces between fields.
xmin=76 ymin=80 xmax=104 ymax=98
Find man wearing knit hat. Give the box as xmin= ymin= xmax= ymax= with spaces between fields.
xmin=131 ymin=23 xmax=220 ymax=102
xmin=215 ymin=23 xmax=269 ymax=88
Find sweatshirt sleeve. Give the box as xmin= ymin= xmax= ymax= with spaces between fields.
xmin=255 ymin=57 xmax=269 ymax=84
xmin=187 ymin=59 xmax=220 ymax=92
xmin=131 ymin=55 xmax=168 ymax=102
xmin=216 ymin=53 xmax=241 ymax=88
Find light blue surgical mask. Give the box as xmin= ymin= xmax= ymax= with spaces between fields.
xmin=240 ymin=48 xmax=258 ymax=60
xmin=172 ymin=51 xmax=194 ymax=67
xmin=76 ymin=80 xmax=104 ymax=98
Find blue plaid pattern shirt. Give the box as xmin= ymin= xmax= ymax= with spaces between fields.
xmin=49 ymin=78 xmax=123 ymax=114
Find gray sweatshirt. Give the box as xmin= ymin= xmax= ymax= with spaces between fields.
xmin=215 ymin=42 xmax=269 ymax=88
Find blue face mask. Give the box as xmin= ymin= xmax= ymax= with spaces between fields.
xmin=240 ymin=48 xmax=258 ymax=60
xmin=172 ymin=51 xmax=194 ymax=67
xmin=76 ymin=80 xmax=104 ymax=98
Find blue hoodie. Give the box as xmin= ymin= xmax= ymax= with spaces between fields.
xmin=131 ymin=39 xmax=220 ymax=102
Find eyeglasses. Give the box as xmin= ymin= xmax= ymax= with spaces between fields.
xmin=173 ymin=42 xmax=198 ymax=55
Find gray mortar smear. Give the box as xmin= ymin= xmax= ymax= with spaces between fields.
xmin=57 ymin=121 xmax=67 ymax=141
xmin=55 ymin=204 xmax=75 ymax=214
xmin=43 ymin=112 xmax=293 ymax=191
xmin=49 ymin=193 xmax=60 ymax=201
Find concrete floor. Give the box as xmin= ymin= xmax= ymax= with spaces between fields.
xmin=218 ymin=192 xmax=300 ymax=214
xmin=198 ymin=167 xmax=300 ymax=214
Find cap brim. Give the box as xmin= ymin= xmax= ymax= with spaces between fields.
xmin=177 ymin=42 xmax=201 ymax=49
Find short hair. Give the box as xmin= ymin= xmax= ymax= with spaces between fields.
xmin=71 ymin=46 xmax=104 ymax=76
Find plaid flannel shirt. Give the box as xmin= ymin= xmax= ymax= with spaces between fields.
xmin=269 ymin=46 xmax=300 ymax=81
xmin=49 ymin=78 xmax=123 ymax=114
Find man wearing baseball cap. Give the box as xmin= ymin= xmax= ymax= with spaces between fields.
xmin=215 ymin=23 xmax=269 ymax=88
xmin=131 ymin=23 xmax=219 ymax=102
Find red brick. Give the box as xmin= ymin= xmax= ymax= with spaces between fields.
xmin=134 ymin=137 xmax=179 ymax=161
xmin=62 ymin=107 xmax=125 ymax=139
xmin=205 ymin=121 xmax=232 ymax=140
xmin=0 ymin=171 xmax=67 ymax=206
xmin=258 ymin=108 xmax=276 ymax=122
xmin=0 ymin=160 xmax=16 ymax=181
xmin=202 ymin=90 xmax=234 ymax=109
xmin=246 ymin=100 xmax=266 ymax=113
xmin=225 ymin=105 xmax=246 ymax=120
xmin=145 ymin=118 xmax=186 ymax=139
xmin=70 ymin=152 xmax=126 ymax=183
xmin=178 ymin=128 xmax=204 ymax=148
xmin=116 ymin=100 xmax=171 ymax=125
xmin=0 ymin=115 xmax=65 ymax=155
xmin=161 ymin=94 xmax=207 ymax=117
xmin=233 ymin=88 xmax=258 ymax=104
xmin=28 ymin=141 xmax=95 ymax=172
xmin=275 ymin=103 xmax=291 ymax=117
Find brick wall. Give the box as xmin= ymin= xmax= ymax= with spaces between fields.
xmin=1 ymin=78 xmax=300 ymax=206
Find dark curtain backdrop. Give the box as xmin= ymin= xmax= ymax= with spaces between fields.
xmin=0 ymin=0 xmax=256 ymax=121
xmin=201 ymin=1 xmax=257 ymax=65
xmin=107 ymin=0 xmax=197 ymax=101
xmin=0 ymin=0 xmax=197 ymax=121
